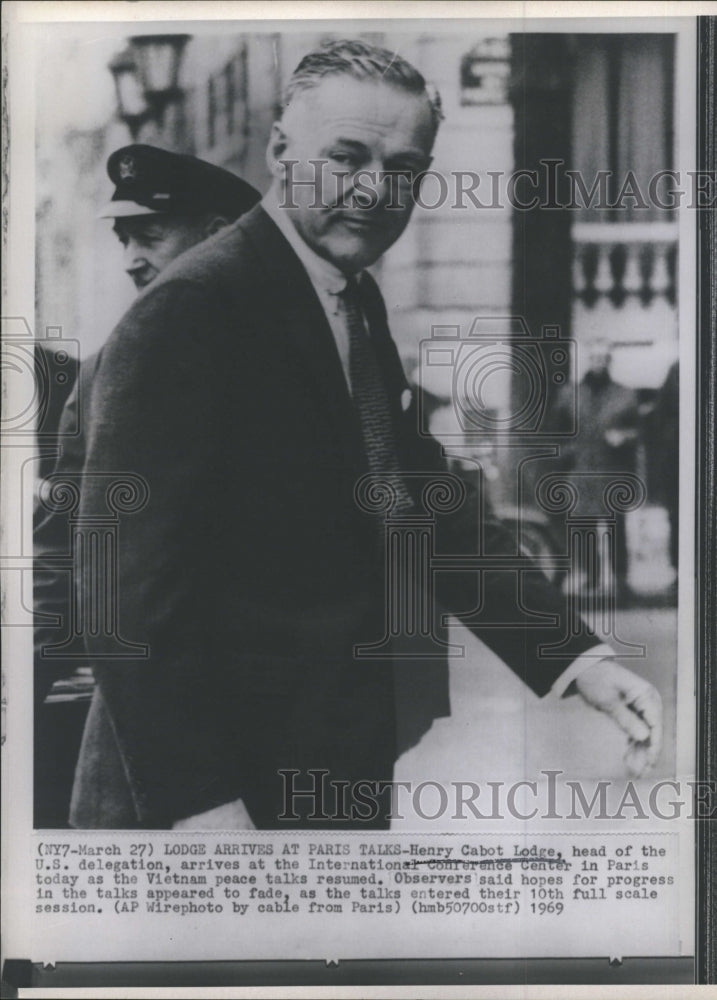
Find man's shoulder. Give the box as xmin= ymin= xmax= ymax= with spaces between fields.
xmin=151 ymin=204 xmax=271 ymax=295
xmin=80 ymin=350 xmax=103 ymax=384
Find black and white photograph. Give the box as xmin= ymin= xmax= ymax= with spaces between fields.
xmin=1 ymin=1 xmax=714 ymax=995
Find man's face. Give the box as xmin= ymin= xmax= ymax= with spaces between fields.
xmin=268 ymin=76 xmax=435 ymax=273
xmin=112 ymin=215 xmax=209 ymax=289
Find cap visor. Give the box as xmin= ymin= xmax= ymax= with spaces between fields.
xmin=97 ymin=201 xmax=166 ymax=219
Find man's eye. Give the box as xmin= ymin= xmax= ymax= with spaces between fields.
xmin=329 ymin=151 xmax=357 ymax=166
xmin=387 ymin=165 xmax=422 ymax=181
xmin=137 ymin=233 xmax=163 ymax=247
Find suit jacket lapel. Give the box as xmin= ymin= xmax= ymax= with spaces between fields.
xmin=239 ymin=206 xmax=366 ymax=468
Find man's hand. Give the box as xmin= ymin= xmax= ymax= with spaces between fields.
xmin=573 ymin=661 xmax=663 ymax=776
xmin=172 ymin=797 xmax=256 ymax=831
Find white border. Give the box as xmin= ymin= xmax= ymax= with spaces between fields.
xmin=1 ymin=2 xmax=706 ymax=996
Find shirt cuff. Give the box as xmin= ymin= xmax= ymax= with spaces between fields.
xmin=550 ymin=644 xmax=616 ymax=698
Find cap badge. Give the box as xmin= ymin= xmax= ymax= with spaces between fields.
xmin=118 ymin=155 xmax=138 ymax=181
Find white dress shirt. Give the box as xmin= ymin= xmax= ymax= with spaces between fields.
xmin=262 ymin=193 xmax=354 ymax=389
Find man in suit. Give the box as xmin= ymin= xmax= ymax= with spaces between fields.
xmin=34 ymin=146 xmax=259 ymax=824
xmin=76 ymin=40 xmax=662 ymax=831
xmin=554 ymin=340 xmax=640 ymax=598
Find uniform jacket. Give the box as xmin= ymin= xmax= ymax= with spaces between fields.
xmin=35 ymin=353 xmax=101 ymax=706
xmin=74 ymin=205 xmax=596 ymax=829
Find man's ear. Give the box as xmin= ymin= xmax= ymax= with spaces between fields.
xmin=203 ymin=215 xmax=230 ymax=238
xmin=266 ymin=121 xmax=289 ymax=179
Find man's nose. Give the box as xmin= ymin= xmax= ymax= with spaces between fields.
xmin=346 ymin=159 xmax=391 ymax=208
xmin=124 ymin=243 xmax=147 ymax=273
xmin=364 ymin=161 xmax=408 ymax=209
xmin=373 ymin=169 xmax=396 ymax=208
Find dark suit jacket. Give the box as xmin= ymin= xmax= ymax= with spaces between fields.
xmin=75 ymin=205 xmax=596 ymax=829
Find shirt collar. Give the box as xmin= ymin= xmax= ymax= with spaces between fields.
xmin=262 ymin=189 xmax=352 ymax=296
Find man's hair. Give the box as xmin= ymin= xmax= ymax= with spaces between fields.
xmin=283 ymin=38 xmax=444 ymax=139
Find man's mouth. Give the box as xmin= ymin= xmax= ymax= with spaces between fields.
xmin=130 ymin=270 xmax=156 ymax=289
xmin=337 ymin=215 xmax=383 ymax=233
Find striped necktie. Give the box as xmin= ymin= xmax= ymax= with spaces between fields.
xmin=339 ymin=276 xmax=414 ymax=515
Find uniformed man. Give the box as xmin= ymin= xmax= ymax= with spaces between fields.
xmin=99 ymin=144 xmax=260 ymax=289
